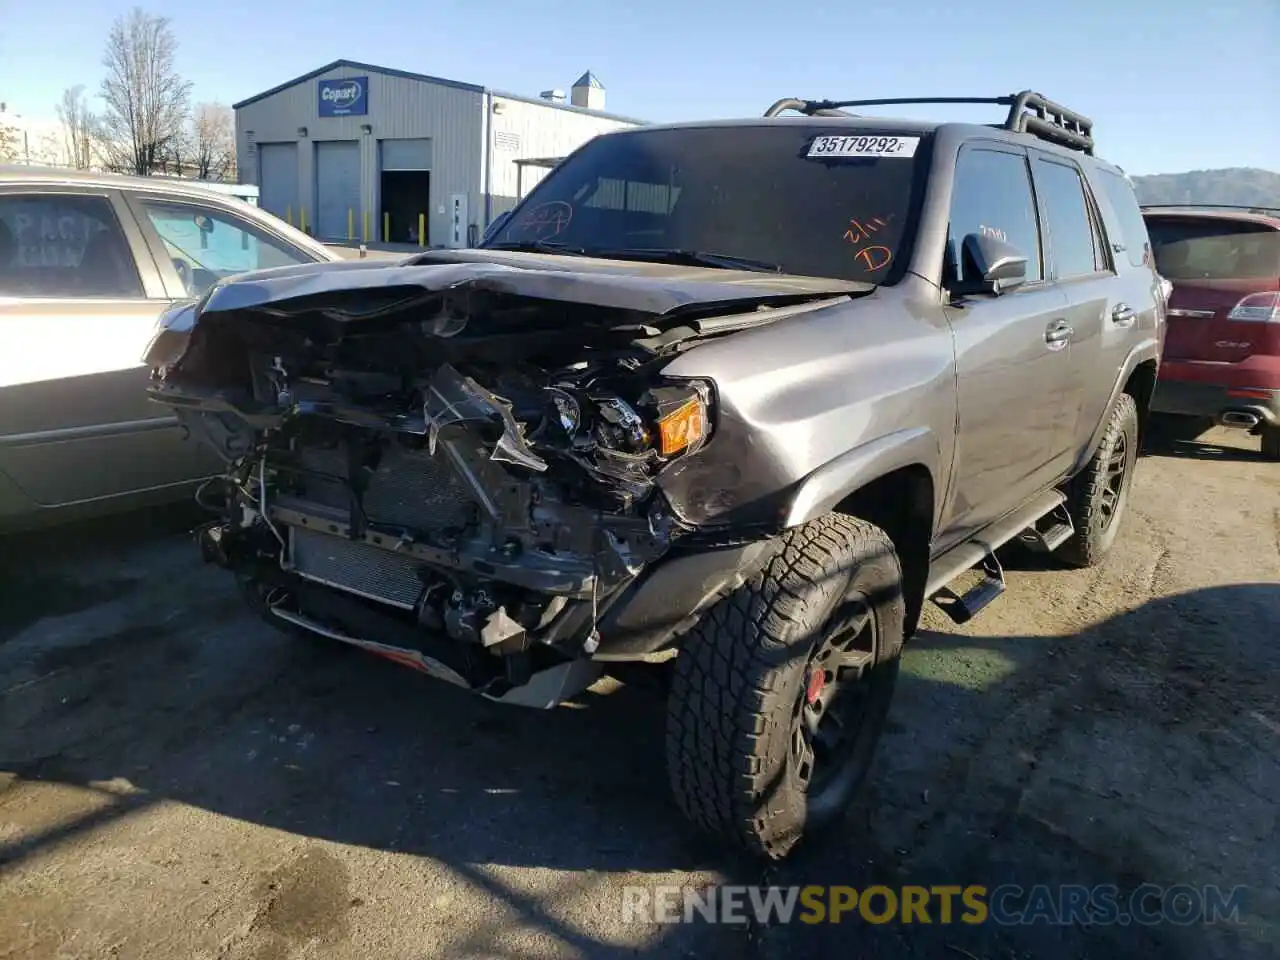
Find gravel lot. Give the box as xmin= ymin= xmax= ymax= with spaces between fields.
xmin=1 ymin=423 xmax=1277 ymax=959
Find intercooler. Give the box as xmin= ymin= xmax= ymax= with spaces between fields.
xmin=288 ymin=525 xmax=426 ymax=609
xmin=280 ymin=440 xmax=480 ymax=609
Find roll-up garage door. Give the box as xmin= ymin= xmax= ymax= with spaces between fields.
xmin=257 ymin=143 xmax=298 ymax=222
xmin=315 ymin=140 xmax=361 ymax=240
xmin=380 ymin=138 xmax=432 ymax=171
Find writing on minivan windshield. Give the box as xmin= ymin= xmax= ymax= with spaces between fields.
xmin=490 ymin=126 xmax=929 ymax=284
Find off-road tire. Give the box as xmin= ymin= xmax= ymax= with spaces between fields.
xmin=1261 ymin=425 xmax=1280 ymax=461
xmin=664 ymin=513 xmax=905 ymax=860
xmin=1060 ymin=392 xmax=1139 ymax=568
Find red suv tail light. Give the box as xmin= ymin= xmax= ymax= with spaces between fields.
xmin=1227 ymin=292 xmax=1280 ymax=323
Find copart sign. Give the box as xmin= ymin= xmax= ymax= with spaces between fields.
xmin=318 ymin=76 xmax=368 ymax=117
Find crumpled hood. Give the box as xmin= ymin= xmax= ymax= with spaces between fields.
xmin=198 ymin=249 xmax=870 ymax=320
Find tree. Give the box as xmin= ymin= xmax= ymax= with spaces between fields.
xmin=56 ymin=85 xmax=99 ymax=170
xmin=98 ymin=7 xmax=191 ymax=175
xmin=0 ymin=122 xmax=19 ymax=163
xmin=191 ymin=103 xmax=235 ymax=181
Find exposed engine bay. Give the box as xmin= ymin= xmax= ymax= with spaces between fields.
xmin=146 ymin=263 xmax=840 ymax=705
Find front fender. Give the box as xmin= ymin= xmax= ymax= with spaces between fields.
xmin=782 ymin=426 xmax=941 ymax=529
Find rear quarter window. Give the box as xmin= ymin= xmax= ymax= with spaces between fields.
xmin=1096 ymin=171 xmax=1152 ymax=269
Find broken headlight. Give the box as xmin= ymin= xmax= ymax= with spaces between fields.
xmin=585 ymin=378 xmax=713 ymax=464
xmin=644 ymin=378 xmax=714 ymax=459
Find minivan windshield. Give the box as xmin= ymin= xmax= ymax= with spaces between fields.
xmin=484 ymin=125 xmax=931 ymax=285
xmin=1146 ymin=216 xmax=1280 ymax=280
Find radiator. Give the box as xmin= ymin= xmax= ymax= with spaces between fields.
xmin=296 ymin=441 xmax=477 ymax=532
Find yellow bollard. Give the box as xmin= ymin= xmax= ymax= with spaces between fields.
xmin=285 ymin=205 xmax=292 ymax=226
xmin=383 ymin=212 xmax=390 ymax=243
xmin=348 ymin=208 xmax=354 ymax=242
xmin=300 ymin=207 xmax=307 ymax=234
xmin=363 ymin=210 xmax=370 ymax=244
xmin=418 ymin=213 xmax=425 ymax=248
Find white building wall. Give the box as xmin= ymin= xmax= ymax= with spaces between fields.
xmin=235 ymin=66 xmax=484 ymax=245
xmin=485 ymin=96 xmax=638 ymax=219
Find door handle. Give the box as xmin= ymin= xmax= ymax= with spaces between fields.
xmin=1045 ymin=319 xmax=1073 ymax=350
xmin=1111 ymin=303 xmax=1136 ymax=327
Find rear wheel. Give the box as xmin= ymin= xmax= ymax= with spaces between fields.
xmin=664 ymin=514 xmax=905 ymax=860
xmin=1262 ymin=425 xmax=1280 ymax=461
xmin=1060 ymin=393 xmax=1139 ymax=569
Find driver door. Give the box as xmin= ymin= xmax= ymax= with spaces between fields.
xmin=937 ymin=143 xmax=1074 ymax=545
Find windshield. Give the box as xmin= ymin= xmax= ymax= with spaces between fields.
xmin=1146 ymin=216 xmax=1280 ymax=280
xmin=484 ymin=125 xmax=931 ymax=284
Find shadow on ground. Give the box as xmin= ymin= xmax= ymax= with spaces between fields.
xmin=1 ymin=510 xmax=1276 ymax=958
xmin=1142 ymin=414 xmax=1271 ymax=463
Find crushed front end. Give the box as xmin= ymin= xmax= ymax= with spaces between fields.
xmin=144 ymin=264 xmax=741 ymax=707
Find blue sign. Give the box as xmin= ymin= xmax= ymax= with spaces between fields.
xmin=318 ymin=76 xmax=368 ymax=117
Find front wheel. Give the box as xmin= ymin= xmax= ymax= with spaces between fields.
xmin=1059 ymin=393 xmax=1139 ymax=569
xmin=664 ymin=514 xmax=905 ymax=860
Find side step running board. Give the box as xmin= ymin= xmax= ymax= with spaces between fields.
xmin=931 ymin=552 xmax=1006 ymax=625
xmin=926 ymin=488 xmax=1069 ymax=625
xmin=1017 ymin=503 xmax=1075 ymax=553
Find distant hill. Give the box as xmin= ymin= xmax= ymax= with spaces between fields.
xmin=1132 ymin=167 xmax=1280 ymax=208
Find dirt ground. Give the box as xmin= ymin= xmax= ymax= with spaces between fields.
xmin=1 ymin=423 xmax=1277 ymax=960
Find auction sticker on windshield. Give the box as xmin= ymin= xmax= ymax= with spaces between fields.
xmin=807 ymin=135 xmax=920 ymax=158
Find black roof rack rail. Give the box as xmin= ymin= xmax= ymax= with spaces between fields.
xmin=762 ymin=97 xmax=858 ymax=119
xmin=763 ymin=91 xmax=1095 ymax=155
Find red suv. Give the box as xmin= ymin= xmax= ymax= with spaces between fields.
xmin=1142 ymin=205 xmax=1280 ymax=458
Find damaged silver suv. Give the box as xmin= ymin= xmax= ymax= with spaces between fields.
xmin=144 ymin=91 xmax=1164 ymax=859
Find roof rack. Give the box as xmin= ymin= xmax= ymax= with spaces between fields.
xmin=763 ymin=91 xmax=1095 ymax=155
xmin=762 ymin=98 xmax=859 ymax=119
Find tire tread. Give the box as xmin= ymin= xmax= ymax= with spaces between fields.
xmin=664 ymin=513 xmax=902 ymax=859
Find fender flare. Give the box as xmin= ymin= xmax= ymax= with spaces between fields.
xmin=1075 ymin=338 xmax=1161 ymax=473
xmin=782 ymin=426 xmax=941 ymax=529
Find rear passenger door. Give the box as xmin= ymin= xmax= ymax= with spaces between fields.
xmin=941 ymin=144 xmax=1073 ymax=541
xmin=1028 ymin=151 xmax=1117 ymax=472
xmin=0 ymin=187 xmax=213 ymax=509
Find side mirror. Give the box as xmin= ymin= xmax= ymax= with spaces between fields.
xmin=194 ymin=214 xmax=215 ymax=235
xmin=961 ymin=232 xmax=1028 ymax=295
xmin=481 ymin=211 xmax=512 ymax=245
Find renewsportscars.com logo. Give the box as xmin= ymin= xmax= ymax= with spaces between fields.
xmin=621 ymin=884 xmax=1248 ymax=927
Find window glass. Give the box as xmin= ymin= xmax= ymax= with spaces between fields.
xmin=1146 ymin=218 xmax=1280 ymax=280
xmin=1088 ymin=191 xmax=1109 ymax=272
xmin=1097 ymin=171 xmax=1152 ymax=268
xmin=1035 ymin=159 xmax=1102 ymax=278
xmin=0 ymin=194 xmax=143 ymax=298
xmin=486 ymin=125 xmax=932 ymax=284
xmin=947 ymin=148 xmax=1043 ymax=284
xmin=140 ymin=200 xmax=314 ymax=296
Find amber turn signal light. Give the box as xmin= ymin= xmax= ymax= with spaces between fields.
xmin=657 ymin=397 xmax=707 ymax=456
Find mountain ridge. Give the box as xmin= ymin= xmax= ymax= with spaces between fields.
xmin=1131 ymin=167 xmax=1279 ymax=208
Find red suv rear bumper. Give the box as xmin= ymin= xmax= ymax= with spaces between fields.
xmin=1152 ymin=358 xmax=1280 ymax=426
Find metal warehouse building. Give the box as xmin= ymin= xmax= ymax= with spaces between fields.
xmin=233 ymin=60 xmax=643 ymax=247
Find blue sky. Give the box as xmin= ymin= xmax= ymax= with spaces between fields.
xmin=1 ymin=0 xmax=1276 ymax=176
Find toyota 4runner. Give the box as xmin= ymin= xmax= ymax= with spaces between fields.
xmin=144 ymin=91 xmax=1164 ymax=859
